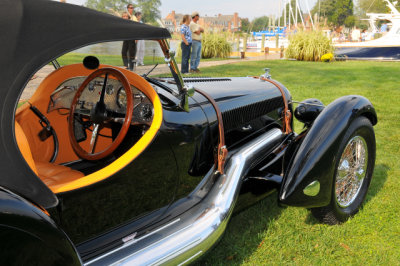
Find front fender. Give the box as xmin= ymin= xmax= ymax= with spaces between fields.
xmin=279 ymin=95 xmax=377 ymax=207
xmin=0 ymin=187 xmax=81 ymax=265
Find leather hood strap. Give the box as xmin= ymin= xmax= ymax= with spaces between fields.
xmin=195 ymin=88 xmax=228 ymax=175
xmin=255 ymin=77 xmax=292 ymax=134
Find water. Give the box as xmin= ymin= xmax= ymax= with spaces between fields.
xmin=74 ymin=40 xmax=179 ymax=57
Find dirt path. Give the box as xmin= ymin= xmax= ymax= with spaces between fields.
xmin=21 ymin=54 xmax=280 ymax=101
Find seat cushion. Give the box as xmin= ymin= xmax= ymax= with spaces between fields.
xmin=15 ymin=122 xmax=38 ymax=174
xmin=16 ymin=121 xmax=84 ymax=189
xmin=35 ymin=161 xmax=84 ymax=187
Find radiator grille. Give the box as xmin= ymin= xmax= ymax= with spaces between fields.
xmin=222 ymin=96 xmax=283 ymax=131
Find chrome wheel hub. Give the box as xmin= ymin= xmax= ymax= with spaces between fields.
xmin=335 ymin=136 xmax=368 ymax=208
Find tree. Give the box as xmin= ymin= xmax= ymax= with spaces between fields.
xmin=356 ymin=0 xmax=400 ymax=17
xmin=251 ymin=16 xmax=270 ymax=32
xmin=344 ymin=15 xmax=356 ymax=28
xmin=331 ymin=0 xmax=354 ymax=26
xmin=85 ymin=0 xmax=161 ymax=24
xmin=85 ymin=0 xmax=130 ymax=14
xmin=240 ymin=18 xmax=250 ymax=33
xmin=311 ymin=0 xmax=336 ymax=20
xmin=136 ymin=0 xmax=161 ymax=24
xmin=310 ymin=0 xmax=354 ymax=27
xmin=357 ymin=0 xmax=391 ymax=14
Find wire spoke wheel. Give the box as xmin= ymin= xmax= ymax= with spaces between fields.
xmin=311 ymin=116 xmax=375 ymax=225
xmin=335 ymin=136 xmax=368 ymax=208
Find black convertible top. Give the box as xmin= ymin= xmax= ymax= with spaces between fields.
xmin=0 ymin=0 xmax=170 ymax=208
xmin=0 ymin=0 xmax=170 ymax=72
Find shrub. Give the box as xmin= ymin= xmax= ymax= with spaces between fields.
xmin=285 ymin=30 xmax=334 ymax=61
xmin=175 ymin=32 xmax=232 ymax=59
xmin=321 ymin=53 xmax=334 ymax=62
xmin=201 ymin=32 xmax=232 ymax=59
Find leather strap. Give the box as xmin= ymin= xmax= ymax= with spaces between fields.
xmin=195 ymin=88 xmax=228 ymax=175
xmin=255 ymin=77 xmax=293 ymax=134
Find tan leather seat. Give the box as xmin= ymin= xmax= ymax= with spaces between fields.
xmin=15 ymin=122 xmax=84 ymax=189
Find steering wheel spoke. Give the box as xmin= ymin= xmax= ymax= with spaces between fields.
xmin=89 ymin=123 xmax=100 ymax=154
xmin=68 ymin=68 xmax=134 ymax=161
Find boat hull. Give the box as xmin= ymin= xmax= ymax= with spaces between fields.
xmin=335 ymin=46 xmax=400 ymax=60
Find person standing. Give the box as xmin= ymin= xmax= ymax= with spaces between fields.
xmin=127 ymin=4 xmax=138 ymax=22
xmin=135 ymin=12 xmax=145 ymax=66
xmin=121 ymin=12 xmax=134 ymax=70
xmin=189 ymin=12 xmax=204 ymax=73
xmin=123 ymin=3 xmax=137 ymax=70
xmin=180 ymin=15 xmax=192 ymax=74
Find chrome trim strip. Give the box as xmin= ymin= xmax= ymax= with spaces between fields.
xmin=87 ymin=128 xmax=283 ymax=265
xmin=177 ymin=251 xmax=203 ymax=266
xmin=85 ymin=218 xmax=180 ymax=265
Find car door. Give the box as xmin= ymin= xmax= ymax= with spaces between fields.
xmin=57 ymin=131 xmax=178 ymax=245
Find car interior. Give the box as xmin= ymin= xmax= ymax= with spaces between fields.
xmin=15 ymin=62 xmax=162 ymax=194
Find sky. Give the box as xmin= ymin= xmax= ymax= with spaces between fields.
xmin=62 ymin=0 xmax=319 ymax=20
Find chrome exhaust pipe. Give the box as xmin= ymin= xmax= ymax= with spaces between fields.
xmin=87 ymin=128 xmax=283 ymax=266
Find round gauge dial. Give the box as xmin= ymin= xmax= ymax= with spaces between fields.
xmin=133 ymin=103 xmax=153 ymax=123
xmin=117 ymin=87 xmax=127 ymax=108
xmin=106 ymin=84 xmax=114 ymax=95
xmin=88 ymin=82 xmax=95 ymax=92
xmin=140 ymin=103 xmax=153 ymax=122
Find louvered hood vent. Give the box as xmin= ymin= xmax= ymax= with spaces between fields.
xmin=222 ymin=96 xmax=283 ymax=131
xmin=188 ymin=77 xmax=288 ymax=132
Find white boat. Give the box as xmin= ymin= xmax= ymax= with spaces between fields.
xmin=335 ymin=0 xmax=400 ymax=60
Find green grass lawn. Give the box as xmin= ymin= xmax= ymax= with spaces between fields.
xmin=192 ymin=60 xmax=400 ymax=265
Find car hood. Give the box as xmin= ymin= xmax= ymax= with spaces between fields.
xmin=185 ymin=77 xmax=288 ymax=105
xmin=185 ymin=77 xmax=291 ymax=131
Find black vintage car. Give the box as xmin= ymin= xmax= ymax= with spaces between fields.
xmin=0 ymin=0 xmax=377 ymax=265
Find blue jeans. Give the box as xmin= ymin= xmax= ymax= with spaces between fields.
xmin=181 ymin=42 xmax=192 ymax=73
xmin=190 ymin=40 xmax=201 ymax=70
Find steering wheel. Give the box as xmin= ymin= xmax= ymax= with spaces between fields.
xmin=68 ymin=68 xmax=134 ymax=161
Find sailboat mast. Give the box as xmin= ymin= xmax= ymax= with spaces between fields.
xmin=284 ymin=0 xmax=287 ymax=27
xmin=278 ymin=0 xmax=281 ymax=29
xmin=305 ymin=0 xmax=315 ymax=29
xmin=289 ymin=0 xmax=293 ymax=29
xmin=295 ymin=0 xmax=298 ymax=27
xmin=318 ymin=0 xmax=321 ymax=24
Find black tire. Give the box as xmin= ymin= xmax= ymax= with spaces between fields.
xmin=311 ymin=116 xmax=375 ymax=225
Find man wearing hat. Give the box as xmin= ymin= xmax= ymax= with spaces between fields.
xmin=127 ymin=3 xmax=138 ymax=22
xmin=189 ymin=11 xmax=204 ymax=73
xmin=121 ymin=3 xmax=138 ymax=70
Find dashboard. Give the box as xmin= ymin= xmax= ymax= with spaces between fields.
xmin=48 ymin=76 xmax=154 ymax=125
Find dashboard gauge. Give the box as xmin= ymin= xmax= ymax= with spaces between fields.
xmin=117 ymin=87 xmax=127 ymax=108
xmin=106 ymin=84 xmax=114 ymax=95
xmin=88 ymin=82 xmax=95 ymax=92
xmin=140 ymin=103 xmax=153 ymax=122
xmin=133 ymin=103 xmax=153 ymax=123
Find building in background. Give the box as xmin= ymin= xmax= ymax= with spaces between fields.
xmin=163 ymin=11 xmax=184 ymax=33
xmin=163 ymin=11 xmax=243 ymax=33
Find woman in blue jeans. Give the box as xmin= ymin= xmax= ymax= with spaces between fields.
xmin=180 ymin=15 xmax=192 ymax=74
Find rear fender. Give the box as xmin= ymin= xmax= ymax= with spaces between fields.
xmin=0 ymin=187 xmax=81 ymax=265
xmin=279 ymin=95 xmax=377 ymax=207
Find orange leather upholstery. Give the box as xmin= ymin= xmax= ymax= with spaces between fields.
xmin=15 ymin=121 xmax=84 ymax=190
xmin=15 ymin=122 xmax=38 ymax=175
xmin=35 ymin=161 xmax=84 ymax=187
